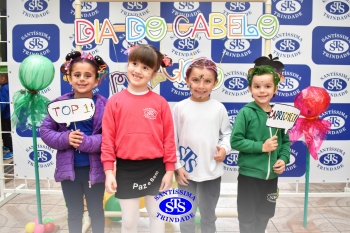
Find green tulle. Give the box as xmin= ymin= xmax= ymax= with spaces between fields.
xmin=11 ymin=90 xmax=50 ymax=131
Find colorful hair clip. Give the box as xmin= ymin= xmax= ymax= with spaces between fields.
xmin=162 ymin=54 xmax=173 ymax=67
xmin=61 ymin=51 xmax=108 ymax=85
xmin=94 ymin=55 xmax=108 ymax=85
xmin=124 ymin=44 xmax=138 ymax=55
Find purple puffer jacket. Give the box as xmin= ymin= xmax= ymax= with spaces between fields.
xmin=40 ymin=92 xmax=107 ymax=185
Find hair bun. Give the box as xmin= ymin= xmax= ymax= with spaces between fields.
xmin=65 ymin=51 xmax=81 ymax=61
xmin=253 ymin=54 xmax=284 ymax=73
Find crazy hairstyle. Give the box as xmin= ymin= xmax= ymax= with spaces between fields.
xmin=127 ymin=44 xmax=172 ymax=72
xmin=247 ymin=54 xmax=285 ymax=87
xmin=185 ymin=57 xmax=218 ymax=81
xmin=61 ymin=51 xmax=108 ymax=85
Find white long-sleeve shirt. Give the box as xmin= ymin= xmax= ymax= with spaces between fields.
xmin=173 ymin=98 xmax=232 ymax=182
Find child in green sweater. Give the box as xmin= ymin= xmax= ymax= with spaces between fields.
xmin=230 ymin=55 xmax=290 ymax=233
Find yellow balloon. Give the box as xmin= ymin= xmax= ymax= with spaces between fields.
xmin=139 ymin=197 xmax=146 ymax=209
xmin=25 ymin=222 xmax=35 ymax=233
xmin=103 ymin=191 xmax=114 ymax=209
xmin=172 ymin=181 xmax=178 ymax=188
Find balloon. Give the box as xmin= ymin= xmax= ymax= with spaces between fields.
xmin=12 ymin=55 xmax=55 ymax=131
xmin=33 ymin=224 xmax=45 ymax=233
xmin=25 ymin=222 xmax=35 ymax=233
xmin=139 ymin=197 xmax=146 ymax=209
xmin=19 ymin=54 xmax=55 ymax=91
xmin=33 ymin=218 xmax=39 ymax=225
xmin=290 ymin=86 xmax=332 ymax=159
xmin=293 ymin=86 xmax=330 ymax=118
xmin=43 ymin=217 xmax=54 ymax=224
xmin=103 ymin=191 xmax=114 ymax=208
xmin=105 ymin=196 xmax=122 ymax=222
xmin=44 ymin=222 xmax=55 ymax=233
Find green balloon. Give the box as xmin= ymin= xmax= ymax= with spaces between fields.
xmin=43 ymin=217 xmax=54 ymax=224
xmin=19 ymin=54 xmax=55 ymax=91
xmin=105 ymin=196 xmax=122 ymax=222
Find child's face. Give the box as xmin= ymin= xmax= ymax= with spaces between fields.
xmin=248 ymin=73 xmax=277 ymax=108
xmin=69 ymin=62 xmax=98 ymax=98
xmin=186 ymin=67 xmax=218 ymax=102
xmin=127 ymin=60 xmax=155 ymax=92
xmin=0 ymin=76 xmax=7 ymax=85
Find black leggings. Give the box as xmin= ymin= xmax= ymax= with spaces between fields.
xmin=61 ymin=166 xmax=105 ymax=233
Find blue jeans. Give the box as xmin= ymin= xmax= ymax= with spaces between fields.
xmin=61 ymin=166 xmax=105 ymax=233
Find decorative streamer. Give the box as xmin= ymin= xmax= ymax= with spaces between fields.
xmin=289 ymin=86 xmax=331 ymax=228
xmin=11 ymin=55 xmax=55 ymax=224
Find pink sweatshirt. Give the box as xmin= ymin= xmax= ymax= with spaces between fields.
xmin=101 ymin=89 xmax=176 ymax=171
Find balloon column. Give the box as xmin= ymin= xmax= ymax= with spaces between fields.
xmin=289 ymin=86 xmax=331 ymax=228
xmin=11 ymin=55 xmax=55 ymax=224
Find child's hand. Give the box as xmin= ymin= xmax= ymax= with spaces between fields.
xmin=68 ymin=129 xmax=83 ymax=148
xmin=105 ymin=170 xmax=117 ymax=193
xmin=262 ymin=135 xmax=278 ymax=152
xmin=175 ymin=168 xmax=190 ymax=186
xmin=214 ymin=146 xmax=226 ymax=162
xmin=159 ymin=171 xmax=174 ymax=192
xmin=273 ymin=159 xmax=286 ymax=174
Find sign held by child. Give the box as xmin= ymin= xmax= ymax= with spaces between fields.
xmin=267 ymin=103 xmax=300 ymax=133
xmin=47 ymin=98 xmax=95 ymax=126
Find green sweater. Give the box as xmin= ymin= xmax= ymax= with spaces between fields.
xmin=230 ymin=102 xmax=290 ymax=180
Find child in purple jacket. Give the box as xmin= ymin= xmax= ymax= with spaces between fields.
xmin=40 ymin=51 xmax=107 ymax=233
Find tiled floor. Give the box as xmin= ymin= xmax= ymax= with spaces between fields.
xmin=0 ymin=178 xmax=349 ymax=233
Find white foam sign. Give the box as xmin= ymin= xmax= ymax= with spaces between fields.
xmin=266 ymin=103 xmax=300 ymax=133
xmin=47 ymin=98 xmax=95 ymax=126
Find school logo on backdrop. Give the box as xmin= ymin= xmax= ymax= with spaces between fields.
xmin=323 ymin=0 xmax=350 ymax=20
xmin=222 ymin=71 xmax=250 ymax=97
xmin=211 ymin=38 xmax=262 ymax=63
xmin=60 ymin=0 xmax=109 ymax=23
xmin=26 ymin=144 xmax=55 ymax=169
xmin=120 ymin=2 xmax=149 ymax=17
xmin=170 ymin=82 xmax=191 ymax=98
xmin=12 ymin=24 xmax=60 ymax=62
xmin=272 ymin=0 xmax=312 ymax=25
xmin=22 ymin=0 xmax=50 ymax=18
xmin=321 ymin=71 xmax=349 ymax=99
xmin=320 ymin=106 xmax=348 ymax=140
xmin=274 ymin=65 xmax=310 ymax=103
xmin=223 ymin=151 xmax=238 ymax=172
xmin=317 ymin=147 xmax=345 ymax=172
xmin=160 ymin=2 xmax=211 ymax=23
xmin=171 ymin=36 xmax=202 ymax=58
xmin=312 ymin=26 xmax=350 ymax=65
xmin=164 ymin=2 xmax=203 ymax=19
xmin=227 ymin=107 xmax=240 ymax=126
xmin=223 ymin=2 xmax=252 ymax=15
xmin=223 ymin=103 xmax=243 ymax=173
xmin=272 ymin=32 xmax=303 ymax=59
